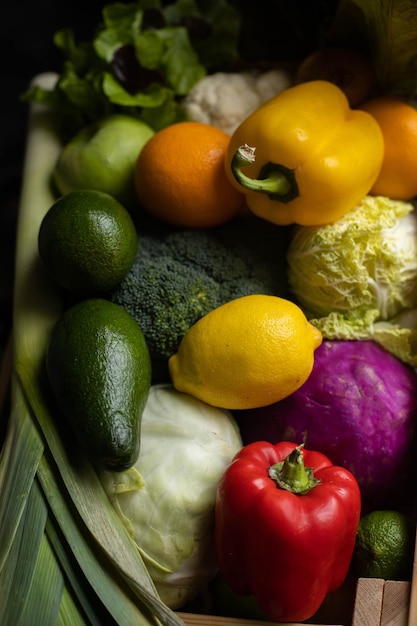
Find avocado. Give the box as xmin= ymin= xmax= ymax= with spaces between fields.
xmin=46 ymin=298 xmax=152 ymax=471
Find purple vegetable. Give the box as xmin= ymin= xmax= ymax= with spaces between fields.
xmin=236 ymin=340 xmax=417 ymax=511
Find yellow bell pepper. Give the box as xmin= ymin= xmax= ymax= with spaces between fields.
xmin=225 ymin=80 xmax=384 ymax=226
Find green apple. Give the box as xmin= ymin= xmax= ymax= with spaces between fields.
xmin=53 ymin=114 xmax=154 ymax=208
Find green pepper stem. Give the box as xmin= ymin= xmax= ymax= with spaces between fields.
xmin=230 ymin=144 xmax=299 ymax=204
xmin=268 ymin=444 xmax=320 ymax=495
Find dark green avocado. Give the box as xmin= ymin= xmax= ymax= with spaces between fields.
xmin=46 ymin=298 xmax=152 ymax=471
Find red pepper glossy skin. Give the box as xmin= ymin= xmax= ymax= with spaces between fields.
xmin=215 ymin=440 xmax=361 ymax=623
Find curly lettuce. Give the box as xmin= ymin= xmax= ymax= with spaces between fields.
xmin=21 ymin=0 xmax=241 ymax=140
xmin=287 ymin=195 xmax=417 ymax=366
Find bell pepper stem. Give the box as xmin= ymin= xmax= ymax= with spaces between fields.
xmin=230 ymin=144 xmax=299 ymax=203
xmin=268 ymin=444 xmax=320 ymax=495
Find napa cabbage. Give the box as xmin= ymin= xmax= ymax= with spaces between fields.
xmin=287 ymin=195 xmax=417 ymax=366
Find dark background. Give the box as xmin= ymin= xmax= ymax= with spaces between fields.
xmin=2 ymin=2 xmax=107 ymax=191
xmin=0 ymin=1 xmax=108 ymax=353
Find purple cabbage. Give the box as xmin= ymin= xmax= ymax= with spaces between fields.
xmin=236 ymin=340 xmax=417 ymax=511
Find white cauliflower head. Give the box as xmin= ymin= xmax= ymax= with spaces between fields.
xmin=182 ymin=69 xmax=292 ymax=135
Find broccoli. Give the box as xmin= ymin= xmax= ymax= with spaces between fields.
xmin=109 ymin=212 xmax=290 ymax=378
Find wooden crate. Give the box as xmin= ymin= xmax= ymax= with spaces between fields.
xmin=176 ymin=575 xmax=413 ymax=625
xmin=2 ymin=73 xmax=416 ymax=626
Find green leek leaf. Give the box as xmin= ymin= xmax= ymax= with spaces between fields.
xmin=0 ymin=381 xmax=44 ymax=573
xmin=57 ymin=587 xmax=89 ymax=626
xmin=45 ymin=517 xmax=116 ymax=626
xmin=0 ymin=478 xmax=62 ymax=626
xmin=37 ymin=452 xmax=160 ymax=626
xmin=17 ymin=514 xmax=64 ymax=626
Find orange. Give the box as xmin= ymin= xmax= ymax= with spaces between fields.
xmin=134 ymin=121 xmax=245 ymax=228
xmin=359 ymin=95 xmax=417 ymax=200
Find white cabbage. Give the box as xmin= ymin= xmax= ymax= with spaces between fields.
xmin=99 ymin=384 xmax=242 ymax=609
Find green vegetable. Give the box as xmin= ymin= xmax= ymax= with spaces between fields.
xmin=52 ymin=114 xmax=155 ymax=207
xmin=99 ymin=383 xmax=242 ymax=609
xmin=20 ymin=1 xmax=345 ymax=143
xmin=0 ymin=75 xmax=185 ymax=625
xmin=287 ymin=194 xmax=417 ymax=366
xmin=21 ymin=0 xmax=241 ymax=140
xmin=110 ymin=214 xmax=290 ymax=375
xmin=46 ymin=298 xmax=152 ymax=472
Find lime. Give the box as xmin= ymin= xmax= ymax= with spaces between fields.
xmin=352 ymin=510 xmax=414 ymax=580
xmin=38 ymin=189 xmax=138 ymax=293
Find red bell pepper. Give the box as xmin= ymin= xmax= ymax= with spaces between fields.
xmin=215 ymin=441 xmax=361 ymax=623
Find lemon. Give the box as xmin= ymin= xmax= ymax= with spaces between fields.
xmin=353 ymin=510 xmax=414 ymax=580
xmin=168 ymin=294 xmax=322 ymax=409
xmin=38 ymin=189 xmax=138 ymax=293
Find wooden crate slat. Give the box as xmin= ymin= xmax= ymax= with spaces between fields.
xmin=407 ymin=525 xmax=417 ymax=626
xmin=380 ymin=580 xmax=410 ymax=626
xmin=351 ymin=578 xmax=385 ymax=626
xmin=176 ymin=611 xmax=339 ymax=626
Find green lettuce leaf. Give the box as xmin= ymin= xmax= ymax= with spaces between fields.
xmin=163 ymin=0 xmax=242 ymax=69
xmin=21 ymin=0 xmax=241 ymax=140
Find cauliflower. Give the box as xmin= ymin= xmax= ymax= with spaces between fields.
xmin=182 ymin=70 xmax=292 ymax=135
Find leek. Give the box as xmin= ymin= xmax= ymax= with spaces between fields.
xmin=0 ymin=73 xmax=185 ymax=626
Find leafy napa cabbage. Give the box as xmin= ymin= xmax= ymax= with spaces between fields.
xmin=287 ymin=195 xmax=417 ymax=366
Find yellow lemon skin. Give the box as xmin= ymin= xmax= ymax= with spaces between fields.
xmin=168 ymin=294 xmax=322 ymax=410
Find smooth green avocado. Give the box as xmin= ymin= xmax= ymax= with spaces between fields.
xmin=46 ymin=298 xmax=152 ymax=471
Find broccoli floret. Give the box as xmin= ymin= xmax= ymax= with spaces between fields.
xmin=110 ymin=212 xmax=290 ymax=375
